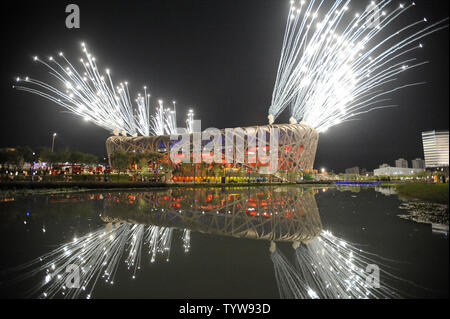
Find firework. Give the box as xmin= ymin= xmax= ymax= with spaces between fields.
xmin=271 ymin=230 xmax=420 ymax=299
xmin=186 ymin=109 xmax=195 ymax=134
xmin=14 ymin=43 xmax=197 ymax=136
xmin=2 ymin=188 xmax=420 ymax=299
xmin=3 ymin=222 xmax=188 ymax=299
xmin=269 ymin=0 xmax=448 ymax=132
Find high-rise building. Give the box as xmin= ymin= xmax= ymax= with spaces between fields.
xmin=411 ymin=158 xmax=425 ymax=169
xmin=395 ymin=158 xmax=408 ymax=168
xmin=422 ymin=130 xmax=449 ymax=168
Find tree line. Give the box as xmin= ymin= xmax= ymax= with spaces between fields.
xmin=0 ymin=146 xmax=100 ymax=169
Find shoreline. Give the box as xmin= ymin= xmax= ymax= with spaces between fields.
xmin=395 ymin=183 xmax=449 ymax=205
xmin=2 ymin=182 xmax=448 ymax=206
xmin=0 ymin=181 xmax=333 ymax=197
xmin=0 ymin=180 xmax=334 ymax=189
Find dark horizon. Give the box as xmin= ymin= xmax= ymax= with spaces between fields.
xmin=1 ymin=0 xmax=448 ymax=172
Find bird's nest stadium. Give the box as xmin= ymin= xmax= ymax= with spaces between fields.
xmin=106 ymin=122 xmax=319 ymax=182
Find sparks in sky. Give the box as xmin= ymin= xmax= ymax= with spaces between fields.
xmin=269 ymin=0 xmax=448 ymax=132
xmin=14 ymin=43 xmax=197 ymax=137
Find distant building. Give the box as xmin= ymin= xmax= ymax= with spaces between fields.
xmin=360 ymin=168 xmax=372 ymax=176
xmin=395 ymin=158 xmax=408 ymax=168
xmin=379 ymin=163 xmax=390 ymax=169
xmin=374 ymin=166 xmax=424 ymax=176
xmin=422 ymin=130 xmax=449 ymax=168
xmin=345 ymin=167 xmax=360 ymax=175
xmin=411 ymin=158 xmax=425 ymax=169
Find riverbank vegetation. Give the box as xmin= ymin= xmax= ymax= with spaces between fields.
xmin=0 ymin=147 xmax=100 ymax=169
xmin=396 ymin=183 xmax=449 ymax=204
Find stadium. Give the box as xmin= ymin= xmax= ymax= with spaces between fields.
xmin=106 ymin=122 xmax=319 ymax=182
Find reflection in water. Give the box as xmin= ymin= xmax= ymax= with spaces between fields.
xmin=7 ymin=222 xmax=190 ymax=299
xmin=271 ymin=231 xmax=403 ymax=299
xmin=3 ymin=187 xmax=410 ymax=299
xmin=375 ymin=186 xmax=397 ymax=196
xmin=100 ymin=188 xmax=322 ymax=242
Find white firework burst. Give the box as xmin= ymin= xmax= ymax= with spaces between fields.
xmin=269 ymin=0 xmax=448 ymax=132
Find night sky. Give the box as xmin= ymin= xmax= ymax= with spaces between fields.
xmin=1 ymin=0 xmax=448 ymax=172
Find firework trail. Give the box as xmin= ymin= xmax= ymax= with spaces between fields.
xmin=270 ymin=241 xmax=313 ymax=298
xmin=14 ymin=43 xmax=197 ymax=137
xmin=186 ymin=109 xmax=195 ymax=134
xmin=271 ymin=230 xmax=426 ymax=299
xmin=269 ymin=0 xmax=448 ymax=132
xmin=1 ymin=222 xmax=190 ymax=299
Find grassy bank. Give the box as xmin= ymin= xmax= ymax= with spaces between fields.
xmin=396 ymin=183 xmax=449 ymax=204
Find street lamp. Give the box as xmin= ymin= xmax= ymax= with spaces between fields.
xmin=31 ymin=152 xmax=36 ymax=182
xmin=51 ymin=133 xmax=57 ymax=152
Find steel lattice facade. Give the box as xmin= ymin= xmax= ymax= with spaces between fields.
xmin=106 ymin=123 xmax=319 ymax=174
xmin=101 ymin=188 xmax=322 ymax=243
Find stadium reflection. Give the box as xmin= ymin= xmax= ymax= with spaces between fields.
xmin=3 ymin=186 xmax=409 ymax=299
xmin=100 ymin=187 xmax=323 ymax=243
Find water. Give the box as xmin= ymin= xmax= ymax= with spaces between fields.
xmin=0 ymin=186 xmax=447 ymax=299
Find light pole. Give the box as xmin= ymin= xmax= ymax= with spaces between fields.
xmin=51 ymin=133 xmax=57 ymax=152
xmin=31 ymin=152 xmax=36 ymax=182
